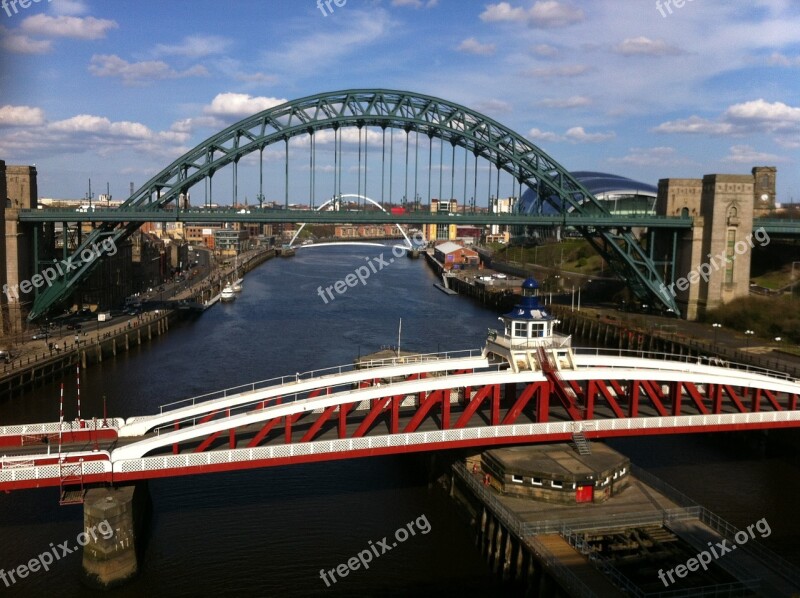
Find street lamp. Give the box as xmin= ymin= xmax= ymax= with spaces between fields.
xmin=712 ymin=322 xmax=721 ymax=345
xmin=744 ymin=329 xmax=754 ymax=351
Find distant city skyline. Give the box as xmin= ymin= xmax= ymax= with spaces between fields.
xmin=1 ymin=1 xmax=799 ymax=203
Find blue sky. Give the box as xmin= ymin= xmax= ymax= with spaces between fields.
xmin=1 ymin=0 xmax=799 ymax=204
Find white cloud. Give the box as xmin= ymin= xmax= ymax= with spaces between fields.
xmin=527 ymin=64 xmax=589 ymax=78
xmin=89 ymin=54 xmax=209 ymax=86
xmin=528 ymin=1 xmax=584 ymax=28
xmin=0 ymin=105 xmax=46 ymax=126
xmin=473 ymin=99 xmax=513 ymax=114
xmin=537 ymin=95 xmax=592 ymax=108
xmin=264 ymin=9 xmax=393 ymax=77
xmin=610 ymin=146 xmax=689 ymax=166
xmin=480 ymin=2 xmax=527 ymax=22
xmin=457 ymin=37 xmax=495 ymax=56
xmin=767 ymin=52 xmax=800 ymax=67
xmin=655 ymin=99 xmax=800 ymax=140
xmin=724 ymin=99 xmax=800 ymax=131
xmin=391 ymin=0 xmax=438 ymax=7
xmin=722 ymin=144 xmax=787 ymax=163
xmin=565 ymin=126 xmax=614 ymax=143
xmin=154 ymin=35 xmax=232 ymax=59
xmin=530 ymin=43 xmax=558 ymax=57
xmin=527 ymin=127 xmax=562 ymax=143
xmin=481 ymin=1 xmax=584 ymax=28
xmin=0 ymin=26 xmax=52 ymax=54
xmin=203 ymin=93 xmax=287 ymax=118
xmin=613 ymin=36 xmax=683 ymax=57
xmin=0 ymin=109 xmax=190 ymax=161
xmin=653 ymin=115 xmax=736 ymax=135
xmin=19 ymin=14 xmax=118 ymax=40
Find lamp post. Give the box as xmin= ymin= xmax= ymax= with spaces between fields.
xmin=745 ymin=329 xmax=754 ymax=351
xmin=712 ymin=322 xmax=721 ymax=345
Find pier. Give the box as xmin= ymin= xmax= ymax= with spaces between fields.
xmin=450 ymin=449 xmax=800 ymax=597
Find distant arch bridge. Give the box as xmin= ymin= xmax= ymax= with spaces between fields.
xmin=26 ymin=89 xmax=691 ymax=320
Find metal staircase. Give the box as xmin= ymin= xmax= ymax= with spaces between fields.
xmin=572 ymin=431 xmax=592 ymax=455
xmin=58 ymin=458 xmax=85 ymax=505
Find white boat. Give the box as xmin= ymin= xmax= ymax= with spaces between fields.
xmin=220 ymin=284 xmax=236 ymax=302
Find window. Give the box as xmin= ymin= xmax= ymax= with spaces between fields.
xmin=620 ymin=467 xmax=626 ymax=475
xmin=511 ymin=475 xmax=523 ymax=484
xmin=551 ymin=480 xmax=563 ymax=489
xmin=531 ymin=477 xmax=543 ymax=486
xmin=531 ymin=323 xmax=545 ymax=338
xmin=513 ymin=322 xmax=527 ymax=338
xmin=725 ymin=230 xmax=735 ymax=284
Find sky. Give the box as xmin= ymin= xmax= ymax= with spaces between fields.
xmin=1 ymin=0 xmax=799 ymax=205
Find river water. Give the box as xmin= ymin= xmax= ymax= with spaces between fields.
xmin=1 ymin=244 xmax=799 ymax=597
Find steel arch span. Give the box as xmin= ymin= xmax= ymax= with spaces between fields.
xmin=288 ymin=194 xmax=415 ymax=248
xmin=29 ymin=89 xmax=679 ymax=320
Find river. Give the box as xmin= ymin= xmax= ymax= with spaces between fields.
xmin=1 ymin=243 xmax=798 ymax=597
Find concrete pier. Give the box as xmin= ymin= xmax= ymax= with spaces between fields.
xmin=450 ymin=451 xmax=800 ymax=597
xmin=82 ymin=483 xmax=150 ymax=590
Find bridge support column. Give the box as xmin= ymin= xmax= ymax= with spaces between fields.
xmin=82 ymin=482 xmax=150 ymax=589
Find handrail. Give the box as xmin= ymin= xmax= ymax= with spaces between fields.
xmin=455 ymin=462 xmax=800 ymax=595
xmin=573 ymin=347 xmax=798 ymax=382
xmin=158 ymin=348 xmax=484 ymax=413
xmin=632 ymin=465 xmax=800 ymax=588
xmin=152 ymin=358 xmax=504 ymax=436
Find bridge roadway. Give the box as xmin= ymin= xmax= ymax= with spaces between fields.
xmin=19 ymin=208 xmax=694 ymax=229
xmin=17 ymin=208 xmax=800 ymax=235
xmin=2 ymin=348 xmax=800 ymax=491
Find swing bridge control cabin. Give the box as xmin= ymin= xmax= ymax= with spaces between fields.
xmin=481 ymin=444 xmax=630 ymax=505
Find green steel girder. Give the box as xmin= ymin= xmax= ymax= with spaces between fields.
xmin=28 ymin=89 xmax=681 ymax=320
xmin=20 ymin=209 xmax=693 ymax=228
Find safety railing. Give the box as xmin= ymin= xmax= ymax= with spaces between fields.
xmin=456 ymin=462 xmax=800 ymax=596
xmin=152 ymin=357 xmax=504 ymax=436
xmin=573 ymin=347 xmax=798 ymax=382
xmin=565 ymin=531 xmax=760 ymax=597
xmin=158 ymin=348 xmax=485 ymax=413
xmin=632 ymin=465 xmax=800 ymax=589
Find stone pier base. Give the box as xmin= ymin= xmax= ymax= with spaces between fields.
xmin=82 ymin=482 xmax=150 ymax=590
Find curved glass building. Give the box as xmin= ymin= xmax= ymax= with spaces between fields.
xmin=518 ymin=171 xmax=658 ymax=216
